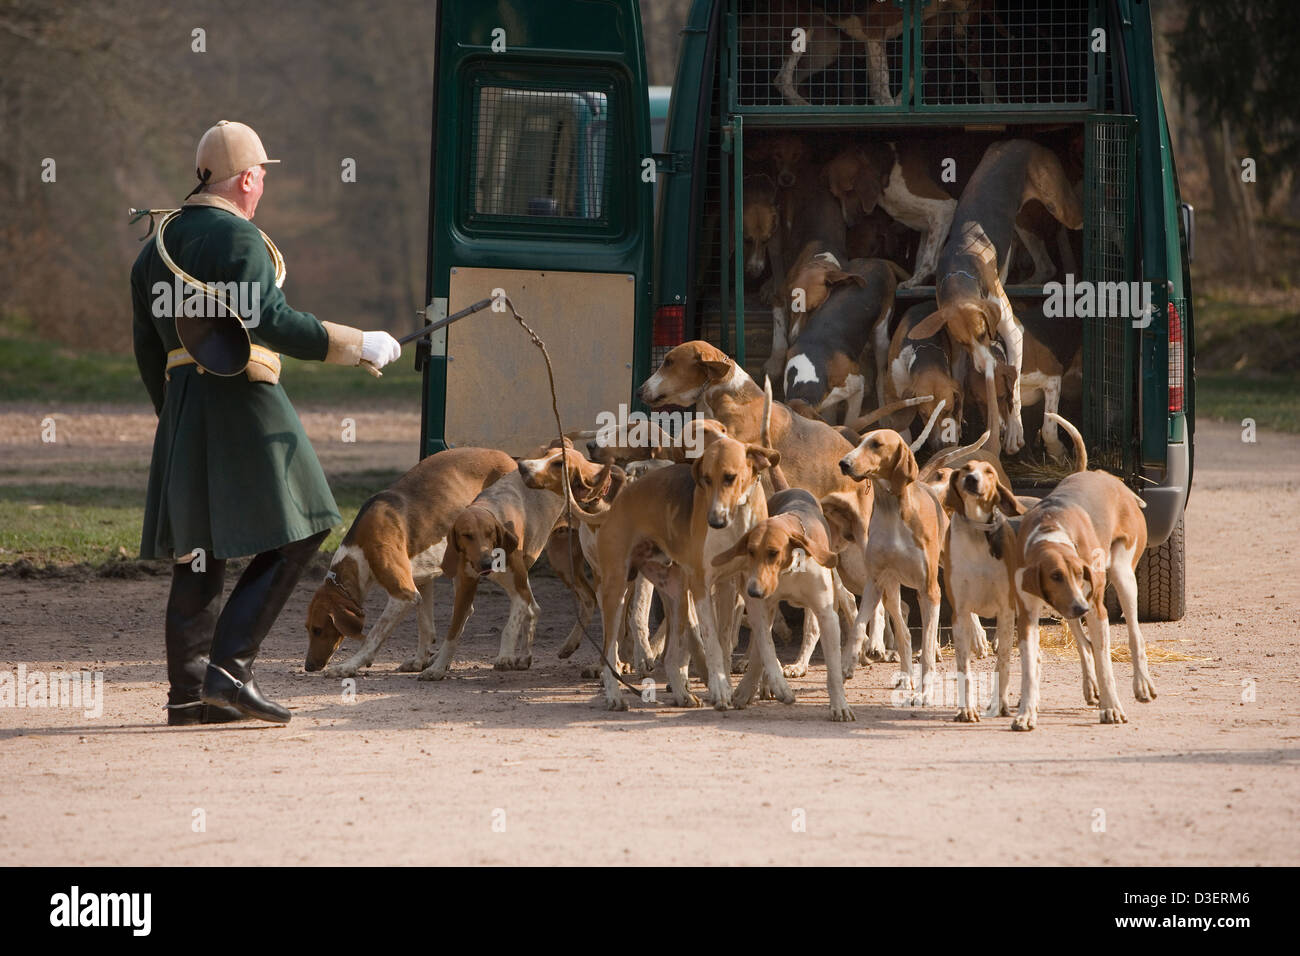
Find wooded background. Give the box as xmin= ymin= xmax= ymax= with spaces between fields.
xmin=1 ymin=0 xmax=1296 ymax=357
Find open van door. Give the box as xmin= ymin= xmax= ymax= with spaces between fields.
xmin=418 ymin=0 xmax=655 ymax=456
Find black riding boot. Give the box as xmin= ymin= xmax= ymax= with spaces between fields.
xmin=164 ymin=557 xmax=248 ymax=726
xmin=201 ymin=530 xmax=327 ymax=724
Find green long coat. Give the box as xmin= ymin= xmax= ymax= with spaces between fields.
xmin=131 ymin=203 xmax=342 ymax=560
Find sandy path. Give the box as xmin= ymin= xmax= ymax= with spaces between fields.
xmin=0 ymin=418 xmax=1297 ymax=865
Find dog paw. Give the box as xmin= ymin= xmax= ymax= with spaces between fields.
xmin=708 ymin=679 xmax=733 ymax=711
xmin=1010 ymin=708 xmax=1037 ymax=731
xmin=605 ymin=694 xmax=628 ymax=712
xmin=1045 ymin=439 xmax=1068 ymax=463
xmin=1099 ymin=705 xmax=1128 ymax=724
xmin=1082 ymin=678 xmax=1100 ymax=706
xmin=395 ymin=657 xmax=429 ymax=673
xmin=782 ymin=662 xmax=808 ymax=678
xmin=954 ymin=707 xmax=981 ymax=723
xmin=892 ymin=670 xmax=914 ymax=690
xmin=580 ymin=665 xmax=602 ymax=679
xmin=618 ymin=661 xmax=634 ymax=675
xmin=417 ymin=666 xmax=447 ymax=682
xmin=513 ymin=655 xmax=532 ymax=671
xmin=829 ymin=704 xmax=856 ymax=722
xmin=672 ymin=689 xmax=702 ymax=708
xmin=323 ymin=661 xmax=360 ymax=679
xmin=1133 ymin=674 xmax=1157 ymax=702
xmin=986 ymin=699 xmax=1012 ymax=719
xmin=493 ymin=657 xmax=512 ymax=670
xmin=557 ymin=645 xmax=576 ymax=660
xmin=731 ymin=658 xmax=748 ymax=675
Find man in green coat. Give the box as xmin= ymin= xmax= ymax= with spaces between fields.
xmin=131 ymin=121 xmax=402 ymax=725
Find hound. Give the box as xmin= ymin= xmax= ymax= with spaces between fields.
xmin=303 ymin=447 xmax=517 ymax=676
xmin=417 ymin=442 xmax=615 ymax=681
xmin=839 ymin=429 xmax=989 ymax=700
xmin=907 ymin=140 xmax=1084 ymax=454
xmin=823 ymin=143 xmax=958 ymax=288
xmin=710 ymin=489 xmax=855 ymax=721
xmin=1010 ymin=415 xmax=1156 ymax=730
xmin=783 ymin=257 xmax=903 ymax=424
xmin=564 ymin=434 xmax=780 ymax=711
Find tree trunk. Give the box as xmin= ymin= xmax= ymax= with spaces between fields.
xmin=1200 ymin=115 xmax=1258 ymax=273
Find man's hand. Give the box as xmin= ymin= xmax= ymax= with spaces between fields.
xmin=361 ymin=331 xmax=402 ymax=370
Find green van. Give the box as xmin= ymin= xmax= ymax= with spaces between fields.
xmin=418 ymin=0 xmax=1193 ymax=621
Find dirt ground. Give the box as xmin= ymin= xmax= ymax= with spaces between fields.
xmin=1 ymin=408 xmax=1297 ymax=866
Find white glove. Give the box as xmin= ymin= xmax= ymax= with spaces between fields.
xmin=361 ymin=331 xmax=402 ymax=369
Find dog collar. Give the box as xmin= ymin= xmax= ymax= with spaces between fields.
xmin=324 ymin=569 xmax=359 ymax=604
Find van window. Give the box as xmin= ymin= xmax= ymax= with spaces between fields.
xmin=470 ymin=85 xmax=610 ymax=222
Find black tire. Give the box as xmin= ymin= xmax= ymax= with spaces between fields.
xmin=1135 ymin=514 xmax=1186 ymax=622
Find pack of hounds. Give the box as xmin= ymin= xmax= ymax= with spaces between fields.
xmin=304 ymin=129 xmax=1155 ymax=733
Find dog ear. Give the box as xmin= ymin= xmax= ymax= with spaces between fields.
xmin=328 ymin=601 xmax=365 ymax=639
xmin=906 ymin=307 xmax=951 ymax=341
xmin=1018 ymin=562 xmax=1045 ymax=601
xmin=439 ymin=533 xmax=462 ymax=578
xmin=825 ymin=268 xmax=869 ymax=288
xmin=497 ymin=520 xmax=520 ymax=555
xmin=701 ymin=358 xmax=733 ymax=381
xmin=853 ymin=156 xmax=885 ymax=216
xmin=819 ymin=493 xmax=866 ymax=552
xmin=996 ymin=480 xmax=1026 ymax=516
xmin=710 ymin=530 xmax=752 ymax=572
xmin=943 ymin=469 xmax=964 ymax=514
xmin=788 ymin=530 xmax=837 ymax=571
xmin=887 ymin=437 xmax=919 ymax=492
xmin=746 ymin=444 xmax=781 ymax=474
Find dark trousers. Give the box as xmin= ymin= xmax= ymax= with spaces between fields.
xmin=165 ymin=530 xmax=328 ymax=705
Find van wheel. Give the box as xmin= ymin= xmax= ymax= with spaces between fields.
xmin=1136 ymin=515 xmax=1186 ymax=622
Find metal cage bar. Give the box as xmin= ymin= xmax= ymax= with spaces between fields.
xmin=1082 ymin=113 xmax=1138 ymax=473
xmin=728 ymin=0 xmax=1096 ymax=115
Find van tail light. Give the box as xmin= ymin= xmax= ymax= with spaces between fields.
xmin=651 ymin=304 xmax=685 ymax=369
xmin=1167 ymin=301 xmax=1184 ymax=413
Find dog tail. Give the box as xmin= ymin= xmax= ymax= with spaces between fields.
xmin=1045 ymin=412 xmax=1087 ymax=473
xmin=908 ymin=398 xmax=946 ymax=453
xmin=763 ymin=375 xmax=791 ymax=492
xmin=919 ymin=429 xmax=992 ymax=483
xmin=845 ymin=394 xmax=933 ymax=433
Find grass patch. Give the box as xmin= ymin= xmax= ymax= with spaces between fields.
xmin=0 ymin=469 xmax=404 ymax=568
xmin=0 ymin=335 xmax=424 ymax=405
xmin=1196 ymin=371 xmax=1300 ymax=433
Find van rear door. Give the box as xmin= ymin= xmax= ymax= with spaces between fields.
xmin=419 ymin=0 xmax=654 ymax=456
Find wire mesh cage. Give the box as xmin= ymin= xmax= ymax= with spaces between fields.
xmin=1082 ymin=114 xmax=1137 ymax=471
xmin=919 ymin=0 xmax=1094 ymax=108
xmin=730 ymin=0 xmax=1096 ymax=112
xmin=734 ymin=0 xmax=905 ymax=109
xmin=469 ymin=86 xmax=611 ymax=222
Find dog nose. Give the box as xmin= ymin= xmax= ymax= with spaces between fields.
xmin=778 ymin=171 xmax=795 ymax=187
xmin=839 ymin=458 xmax=853 ymax=475
xmin=747 ymin=583 xmax=764 ymax=599
xmin=965 ymin=475 xmax=979 ymax=491
xmin=586 ymin=439 xmax=599 ymax=456
xmin=1069 ymin=601 xmax=1089 ymax=619
xmin=709 ymin=514 xmax=728 ymax=529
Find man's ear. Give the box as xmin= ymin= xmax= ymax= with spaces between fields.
xmin=943 ymin=469 xmax=964 ymax=514
xmin=906 ymin=307 xmax=951 ymax=340
xmin=997 ymin=480 xmax=1026 ymax=515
